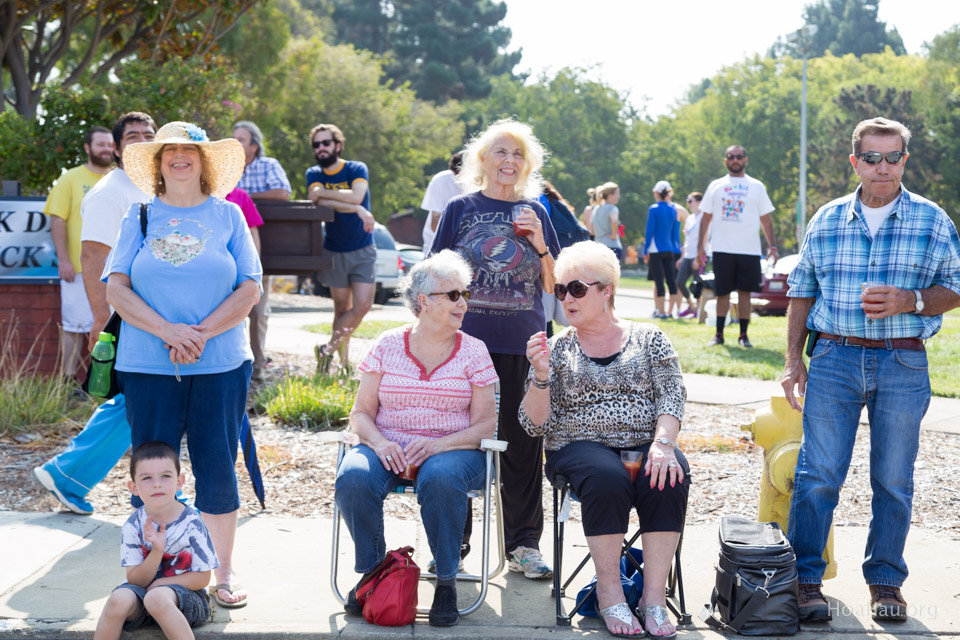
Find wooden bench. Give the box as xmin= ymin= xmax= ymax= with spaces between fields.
xmin=255 ymin=200 xmax=335 ymax=276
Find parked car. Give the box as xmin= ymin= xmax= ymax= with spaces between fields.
xmin=396 ymin=243 xmax=425 ymax=276
xmin=297 ymin=223 xmax=401 ymax=305
xmin=752 ymin=253 xmax=800 ymax=316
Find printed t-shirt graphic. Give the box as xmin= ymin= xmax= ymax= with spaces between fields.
xmin=720 ymin=183 xmax=749 ymax=223
xmin=305 ymin=159 xmax=372 ymax=252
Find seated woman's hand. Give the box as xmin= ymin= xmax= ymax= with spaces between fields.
xmin=403 ymin=437 xmax=444 ymax=467
xmin=161 ymin=322 xmax=206 ymax=360
xmin=525 ymin=331 xmax=550 ymax=380
xmin=373 ymin=440 xmax=406 ymax=474
xmin=645 ymin=441 xmax=684 ymax=490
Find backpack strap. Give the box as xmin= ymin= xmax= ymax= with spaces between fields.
xmin=140 ymin=203 xmax=148 ymax=237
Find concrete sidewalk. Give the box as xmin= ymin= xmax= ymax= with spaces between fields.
xmin=2 ymin=512 xmax=958 ymax=638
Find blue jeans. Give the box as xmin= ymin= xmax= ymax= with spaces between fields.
xmin=335 ymin=444 xmax=485 ymax=581
xmin=42 ymin=394 xmax=130 ymax=498
xmin=118 ymin=362 xmax=251 ymax=514
xmin=113 ymin=583 xmax=210 ymax=631
xmin=788 ymin=339 xmax=930 ymax=587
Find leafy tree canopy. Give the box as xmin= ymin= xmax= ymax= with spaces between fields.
xmin=770 ymin=0 xmax=906 ymax=59
xmin=328 ymin=0 xmax=521 ymax=103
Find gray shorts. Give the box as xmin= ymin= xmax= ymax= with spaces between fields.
xmin=321 ymin=244 xmax=376 ymax=288
xmin=114 ymin=582 xmax=210 ymax=631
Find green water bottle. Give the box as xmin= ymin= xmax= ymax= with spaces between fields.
xmin=88 ymin=332 xmax=116 ymax=397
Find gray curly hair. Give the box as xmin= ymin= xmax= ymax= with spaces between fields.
xmin=398 ymin=250 xmax=473 ymax=316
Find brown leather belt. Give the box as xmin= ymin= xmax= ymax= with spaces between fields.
xmin=818 ymin=333 xmax=925 ymax=351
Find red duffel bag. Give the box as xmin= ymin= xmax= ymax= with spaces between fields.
xmin=355 ymin=546 xmax=420 ymax=626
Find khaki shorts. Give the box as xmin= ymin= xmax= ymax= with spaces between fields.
xmin=321 ymin=244 xmax=376 ymax=288
xmin=60 ymin=276 xmax=94 ymax=333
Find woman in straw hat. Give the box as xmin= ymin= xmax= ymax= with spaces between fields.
xmin=104 ymin=121 xmax=262 ymax=608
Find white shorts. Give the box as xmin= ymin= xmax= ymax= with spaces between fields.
xmin=60 ymin=276 xmax=94 ymax=333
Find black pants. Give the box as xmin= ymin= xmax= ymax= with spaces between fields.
xmin=648 ymin=251 xmax=678 ymax=297
xmin=490 ymin=352 xmax=544 ymax=555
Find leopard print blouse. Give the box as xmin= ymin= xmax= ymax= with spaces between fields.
xmin=518 ymin=321 xmax=686 ymax=451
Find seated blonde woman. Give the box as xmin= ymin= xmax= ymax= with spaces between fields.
xmin=334 ymin=250 xmax=499 ymax=627
xmin=519 ymin=241 xmax=689 ymax=639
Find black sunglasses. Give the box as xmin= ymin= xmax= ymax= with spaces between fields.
xmin=858 ymin=151 xmax=906 ymax=165
xmin=312 ymin=139 xmax=336 ymax=149
xmin=725 ymin=153 xmax=745 ymax=160
xmin=554 ymin=280 xmax=601 ymax=301
xmin=428 ymin=290 xmax=471 ymax=302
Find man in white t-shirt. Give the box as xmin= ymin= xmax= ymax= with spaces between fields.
xmin=32 ymin=112 xmax=156 ymax=516
xmin=421 ymin=151 xmax=463 ymax=250
xmin=697 ymin=145 xmax=779 ymax=347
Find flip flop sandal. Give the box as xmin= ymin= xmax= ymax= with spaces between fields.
xmin=638 ymin=604 xmax=676 ymax=639
xmin=598 ymin=602 xmax=643 ymax=638
xmin=209 ymin=583 xmax=248 ymax=609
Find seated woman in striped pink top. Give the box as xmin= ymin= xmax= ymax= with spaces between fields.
xmin=334 ymin=249 xmax=499 ymax=627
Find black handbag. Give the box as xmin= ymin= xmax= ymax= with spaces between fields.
xmin=701 ymin=516 xmax=800 ymax=636
xmin=81 ymin=204 xmax=149 ymax=399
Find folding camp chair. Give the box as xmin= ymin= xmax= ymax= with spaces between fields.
xmin=550 ymin=472 xmax=692 ymax=626
xmin=327 ymin=402 xmax=507 ymax=617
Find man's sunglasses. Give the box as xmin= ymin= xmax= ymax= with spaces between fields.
xmin=312 ymin=139 xmax=336 ymax=149
xmin=429 ymin=290 xmax=471 ymax=302
xmin=858 ymin=151 xmax=906 ymax=165
xmin=554 ymin=280 xmax=601 ymax=301
xmin=725 ymin=153 xmax=745 ymax=160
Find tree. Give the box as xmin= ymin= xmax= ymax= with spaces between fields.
xmin=328 ymin=0 xmax=521 ymax=102
xmin=770 ymin=0 xmax=906 ymax=59
xmin=0 ymin=0 xmax=262 ymax=118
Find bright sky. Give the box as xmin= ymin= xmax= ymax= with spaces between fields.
xmin=502 ymin=0 xmax=960 ymax=117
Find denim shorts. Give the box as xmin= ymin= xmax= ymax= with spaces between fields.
xmin=114 ymin=583 xmax=210 ymax=630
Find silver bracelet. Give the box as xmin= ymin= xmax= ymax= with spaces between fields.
xmin=532 ymin=375 xmax=550 ymax=389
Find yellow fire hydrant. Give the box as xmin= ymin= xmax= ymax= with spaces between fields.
xmin=742 ymin=395 xmax=837 ymax=580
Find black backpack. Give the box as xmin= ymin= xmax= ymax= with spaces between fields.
xmin=547 ymin=197 xmax=590 ymax=249
xmin=701 ymin=516 xmax=800 ymax=636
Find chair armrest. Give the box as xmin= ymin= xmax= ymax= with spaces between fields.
xmin=480 ymin=439 xmax=507 ymax=452
xmin=318 ymin=430 xmax=359 ymax=446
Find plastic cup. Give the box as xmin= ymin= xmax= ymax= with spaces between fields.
xmin=621 ymin=450 xmax=642 ymax=483
xmin=512 ymin=204 xmax=534 ymax=237
xmin=861 ymin=281 xmax=884 ymax=294
xmin=398 ymin=462 xmax=420 ymax=481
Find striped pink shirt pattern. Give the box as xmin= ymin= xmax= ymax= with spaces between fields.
xmin=359 ymin=325 xmax=499 ymax=447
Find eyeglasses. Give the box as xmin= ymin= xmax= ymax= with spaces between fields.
xmin=858 ymin=151 xmax=906 ymax=165
xmin=428 ymin=290 xmax=471 ymax=302
xmin=554 ymin=280 xmax=601 ymax=301
xmin=725 ymin=153 xmax=745 ymax=160
xmin=312 ymin=139 xmax=336 ymax=149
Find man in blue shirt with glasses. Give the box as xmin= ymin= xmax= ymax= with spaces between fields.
xmin=782 ymin=117 xmax=960 ymax=624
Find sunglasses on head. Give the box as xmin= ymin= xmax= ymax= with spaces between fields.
xmin=726 ymin=153 xmax=745 ymax=160
xmin=858 ymin=151 xmax=906 ymax=165
xmin=554 ymin=280 xmax=601 ymax=301
xmin=428 ymin=290 xmax=471 ymax=302
xmin=312 ymin=139 xmax=336 ymax=149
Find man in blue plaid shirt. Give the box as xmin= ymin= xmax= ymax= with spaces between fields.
xmin=782 ymin=117 xmax=960 ymax=624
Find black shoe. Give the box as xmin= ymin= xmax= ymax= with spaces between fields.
xmin=798 ymin=583 xmax=832 ymax=622
xmin=429 ymin=585 xmax=460 ymax=627
xmin=738 ymin=334 xmax=753 ymax=348
xmin=344 ymin=587 xmax=363 ymax=616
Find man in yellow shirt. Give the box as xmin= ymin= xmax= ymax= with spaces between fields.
xmin=43 ymin=126 xmax=114 ymax=379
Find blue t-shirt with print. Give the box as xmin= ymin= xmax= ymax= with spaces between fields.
xmin=306 ymin=160 xmax=373 ymax=253
xmin=430 ymin=192 xmax=560 ymax=355
xmin=103 ymin=197 xmax=262 ymax=375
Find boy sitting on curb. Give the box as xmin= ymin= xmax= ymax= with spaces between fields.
xmin=94 ymin=442 xmax=217 ymax=640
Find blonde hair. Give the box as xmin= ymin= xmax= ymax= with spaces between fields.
xmin=587 ymin=187 xmax=597 ymax=206
xmin=458 ymin=118 xmax=546 ymax=200
xmin=596 ymin=181 xmax=620 ymax=203
xmin=554 ymin=241 xmax=621 ymax=308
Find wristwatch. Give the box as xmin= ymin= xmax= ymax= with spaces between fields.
xmin=654 ymin=437 xmax=677 ymax=449
xmin=537 ymin=249 xmax=550 ymax=258
xmin=912 ymin=290 xmax=925 ymax=313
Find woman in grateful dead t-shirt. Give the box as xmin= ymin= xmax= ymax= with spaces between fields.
xmin=431 ymin=118 xmax=560 ymax=580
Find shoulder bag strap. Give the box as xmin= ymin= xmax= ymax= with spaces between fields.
xmin=140 ymin=203 xmax=148 ymax=237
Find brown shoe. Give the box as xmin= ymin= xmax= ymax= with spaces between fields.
xmin=798 ymin=583 xmax=832 ymax=622
xmin=870 ymin=585 xmax=907 ymax=621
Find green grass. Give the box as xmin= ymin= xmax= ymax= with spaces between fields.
xmin=618 ymin=274 xmax=655 ymax=291
xmin=631 ymin=314 xmax=960 ymax=398
xmin=301 ymin=320 xmax=406 ymax=340
xmin=251 ymin=373 xmax=359 ymax=429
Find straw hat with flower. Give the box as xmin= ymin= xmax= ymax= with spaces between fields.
xmin=123 ymin=121 xmax=246 ymax=199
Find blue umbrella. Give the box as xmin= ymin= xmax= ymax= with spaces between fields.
xmin=239 ymin=413 xmax=266 ymax=509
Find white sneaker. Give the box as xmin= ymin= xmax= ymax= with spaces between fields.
xmin=508 ymin=546 xmax=553 ymax=579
